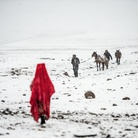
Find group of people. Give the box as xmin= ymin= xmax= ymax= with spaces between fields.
xmin=71 ymin=50 xmax=114 ymax=77
xmin=29 ymin=49 xmax=121 ymax=126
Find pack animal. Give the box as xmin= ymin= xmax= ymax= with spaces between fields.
xmin=92 ymin=52 xmax=109 ymax=71
xmin=115 ymin=50 xmax=122 ymax=65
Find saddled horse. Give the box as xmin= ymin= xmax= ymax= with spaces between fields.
xmin=92 ymin=51 xmax=109 ymax=71
xmin=115 ymin=50 xmax=122 ymax=65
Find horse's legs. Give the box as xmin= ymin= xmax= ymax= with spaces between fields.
xmin=99 ymin=63 xmax=101 ymax=70
xmin=116 ymin=58 xmax=120 ymax=65
xmin=104 ymin=60 xmax=108 ymax=69
xmin=118 ymin=58 xmax=120 ymax=64
xmin=116 ymin=58 xmax=120 ymax=64
xmin=96 ymin=63 xmax=98 ymax=71
xmin=96 ymin=62 xmax=101 ymax=71
xmin=102 ymin=62 xmax=104 ymax=70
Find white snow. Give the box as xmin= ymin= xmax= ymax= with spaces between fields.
xmin=0 ymin=0 xmax=138 ymax=138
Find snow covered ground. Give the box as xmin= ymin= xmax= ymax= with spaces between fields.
xmin=0 ymin=45 xmax=138 ymax=138
xmin=0 ymin=0 xmax=138 ymax=137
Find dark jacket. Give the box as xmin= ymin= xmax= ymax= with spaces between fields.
xmin=104 ymin=51 xmax=112 ymax=61
xmin=71 ymin=57 xmax=80 ymax=67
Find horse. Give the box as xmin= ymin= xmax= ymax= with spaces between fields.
xmin=92 ymin=52 xmax=109 ymax=71
xmin=115 ymin=50 xmax=122 ymax=65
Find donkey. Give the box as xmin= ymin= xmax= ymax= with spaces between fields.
xmin=115 ymin=50 xmax=122 ymax=65
xmin=92 ymin=52 xmax=109 ymax=71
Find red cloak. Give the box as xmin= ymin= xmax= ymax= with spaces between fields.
xmin=30 ymin=63 xmax=55 ymax=122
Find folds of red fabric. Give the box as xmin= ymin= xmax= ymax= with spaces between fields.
xmin=30 ymin=63 xmax=55 ymax=122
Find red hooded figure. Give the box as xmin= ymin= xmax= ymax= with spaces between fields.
xmin=30 ymin=63 xmax=55 ymax=124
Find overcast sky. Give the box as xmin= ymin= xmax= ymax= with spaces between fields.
xmin=0 ymin=0 xmax=138 ymax=47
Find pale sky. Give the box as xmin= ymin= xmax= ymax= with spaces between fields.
xmin=0 ymin=0 xmax=138 ymax=47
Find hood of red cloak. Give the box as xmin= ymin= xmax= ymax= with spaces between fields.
xmin=30 ymin=63 xmax=55 ymax=122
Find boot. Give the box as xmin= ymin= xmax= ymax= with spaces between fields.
xmin=40 ymin=115 xmax=46 ymax=125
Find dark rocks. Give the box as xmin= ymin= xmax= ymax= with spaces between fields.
xmin=101 ymin=108 xmax=106 ymax=110
xmin=2 ymin=108 xmax=13 ymax=115
xmin=129 ymin=72 xmax=136 ymax=75
xmin=63 ymin=72 xmax=69 ymax=77
xmin=84 ymin=91 xmax=95 ymax=99
xmin=122 ymin=97 xmax=130 ymax=100
xmin=10 ymin=68 xmax=21 ymax=76
xmin=107 ymin=78 xmax=112 ymax=81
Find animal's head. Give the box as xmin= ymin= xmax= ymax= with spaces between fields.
xmin=92 ymin=51 xmax=97 ymax=57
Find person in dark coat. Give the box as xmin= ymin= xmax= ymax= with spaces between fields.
xmin=71 ymin=54 xmax=80 ymax=77
xmin=104 ymin=50 xmax=113 ymax=61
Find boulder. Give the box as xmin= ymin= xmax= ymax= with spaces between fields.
xmin=84 ymin=91 xmax=95 ymax=99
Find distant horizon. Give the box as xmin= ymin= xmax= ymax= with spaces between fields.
xmin=0 ymin=0 xmax=138 ymax=48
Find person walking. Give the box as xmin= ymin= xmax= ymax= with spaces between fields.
xmin=71 ymin=54 xmax=80 ymax=77
xmin=30 ymin=63 xmax=55 ymax=125
xmin=104 ymin=50 xmax=113 ymax=61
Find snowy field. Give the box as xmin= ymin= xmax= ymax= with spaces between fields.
xmin=0 ymin=45 xmax=138 ymax=138
xmin=0 ymin=0 xmax=138 ymax=137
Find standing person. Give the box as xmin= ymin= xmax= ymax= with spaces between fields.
xmin=104 ymin=50 xmax=113 ymax=61
xmin=30 ymin=63 xmax=55 ymax=125
xmin=71 ymin=54 xmax=80 ymax=77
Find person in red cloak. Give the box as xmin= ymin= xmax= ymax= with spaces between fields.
xmin=30 ymin=63 xmax=55 ymax=125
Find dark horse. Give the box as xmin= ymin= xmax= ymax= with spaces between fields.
xmin=92 ymin=52 xmax=109 ymax=71
xmin=115 ymin=50 xmax=122 ymax=65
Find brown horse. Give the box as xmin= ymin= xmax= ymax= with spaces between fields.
xmin=115 ymin=50 xmax=122 ymax=65
xmin=92 ymin=52 xmax=109 ymax=71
